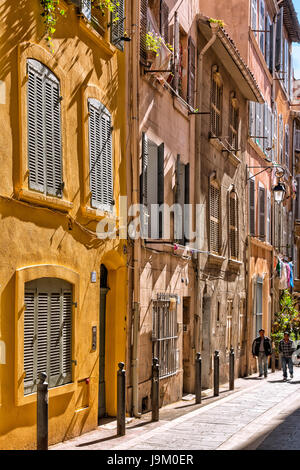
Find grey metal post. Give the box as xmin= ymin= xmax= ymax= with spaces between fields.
xmin=195 ymin=352 xmax=202 ymax=404
xmin=214 ymin=350 xmax=220 ymax=397
xmin=229 ymin=347 xmax=235 ymax=391
xmin=152 ymin=357 xmax=159 ymax=422
xmin=271 ymin=347 xmax=276 ymax=373
xmin=117 ymin=362 xmax=126 ymax=436
xmin=37 ymin=372 xmax=48 ymax=451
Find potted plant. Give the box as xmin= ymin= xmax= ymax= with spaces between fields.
xmin=145 ymin=31 xmax=162 ymax=65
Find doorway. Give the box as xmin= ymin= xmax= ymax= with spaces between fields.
xmin=98 ymin=264 xmax=109 ymax=421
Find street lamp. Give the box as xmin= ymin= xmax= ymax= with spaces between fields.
xmin=273 ymin=181 xmax=286 ymax=204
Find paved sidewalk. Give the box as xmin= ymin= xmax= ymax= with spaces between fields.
xmin=51 ymin=368 xmax=300 ymax=451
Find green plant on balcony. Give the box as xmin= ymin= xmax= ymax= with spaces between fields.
xmin=208 ymin=18 xmax=225 ymax=28
xmin=40 ymin=0 xmax=66 ymax=51
xmin=271 ymin=289 xmax=300 ymax=352
xmin=145 ymin=31 xmax=163 ymax=56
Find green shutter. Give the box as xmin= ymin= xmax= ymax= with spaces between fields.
xmin=88 ymin=99 xmax=113 ymax=212
xmin=111 ymin=0 xmax=124 ymax=50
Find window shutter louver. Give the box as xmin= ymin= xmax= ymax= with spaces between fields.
xmin=80 ymin=0 xmax=92 ymax=21
xmin=249 ymin=178 xmax=256 ymax=236
xmin=259 ymin=186 xmax=265 ymax=239
xmin=44 ymin=76 xmax=63 ymax=197
xmin=285 ymin=125 xmax=290 ymax=169
xmin=209 ymin=183 xmax=221 ymax=254
xmin=160 ymin=0 xmax=169 ymax=43
xmin=249 ymin=101 xmax=255 ymax=138
xmin=187 ymin=37 xmax=196 ymax=107
xmin=184 ymin=163 xmax=190 ymax=245
xmin=275 ymin=7 xmax=283 ymax=72
xmin=37 ymin=292 xmax=49 ymax=378
xmin=297 ymin=176 xmax=300 ymax=221
xmin=50 ymin=292 xmax=61 ymax=381
xmin=27 ymin=65 xmax=45 ymax=193
xmin=141 ymin=132 xmax=149 ymax=238
xmin=88 ymin=99 xmax=113 ymax=213
xmin=175 ymin=155 xmax=185 ymax=243
xmin=24 ymin=291 xmax=36 ymax=394
xmin=269 ymin=21 xmax=273 ymax=72
xmin=229 ymin=193 xmax=239 ymax=259
xmin=173 ymin=11 xmax=180 ymax=93
xmin=140 ymin=0 xmax=148 ymax=62
xmin=265 ymin=14 xmax=271 ymax=68
xmin=62 ymin=291 xmax=72 ymax=378
xmin=157 ymin=143 xmax=165 ymax=239
xmin=251 ymin=0 xmax=258 ymax=37
xmin=111 ymin=0 xmax=124 ymax=50
xmin=267 ymin=191 xmax=271 ymax=243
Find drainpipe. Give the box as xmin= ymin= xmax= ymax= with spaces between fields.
xmin=195 ymin=22 xmax=219 ymax=352
xmin=130 ymin=0 xmax=141 ymax=418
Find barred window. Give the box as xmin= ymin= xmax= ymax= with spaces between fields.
xmin=229 ymin=93 xmax=239 ymax=153
xmin=209 ymin=180 xmax=221 ymax=254
xmin=229 ymin=191 xmax=239 ymax=259
xmin=152 ymin=299 xmax=178 ymax=379
xmin=211 ymin=66 xmax=222 ymax=137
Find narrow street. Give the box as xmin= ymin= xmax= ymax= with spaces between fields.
xmin=52 ymin=367 xmax=300 ymax=451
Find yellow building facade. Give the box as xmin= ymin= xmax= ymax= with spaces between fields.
xmin=0 ymin=0 xmax=127 ymax=449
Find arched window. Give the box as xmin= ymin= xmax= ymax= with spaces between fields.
xmin=27 ymin=59 xmax=63 ymax=197
xmin=209 ymin=178 xmax=221 ymax=254
xmin=88 ymin=98 xmax=113 ymax=212
xmin=24 ymin=278 xmax=72 ymax=395
xmin=210 ymin=66 xmax=223 ymax=137
xmin=229 ymin=190 xmax=239 ymax=259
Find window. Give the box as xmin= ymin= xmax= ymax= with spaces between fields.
xmin=27 ymin=59 xmax=63 ymax=197
xmin=285 ymin=124 xmax=290 ymax=169
xmin=210 ymin=66 xmax=222 ymax=137
xmin=175 ymin=156 xmax=190 ymax=245
xmin=275 ymin=6 xmax=284 ymax=73
xmin=24 ymin=278 xmax=72 ymax=396
xmin=229 ymin=93 xmax=239 ymax=153
xmin=140 ymin=0 xmax=170 ymax=62
xmin=209 ymin=179 xmax=221 ymax=254
xmin=140 ymin=133 xmax=164 ymax=239
xmin=255 ymin=277 xmax=263 ymax=336
xmin=251 ymin=0 xmax=273 ymax=71
xmin=226 ymin=300 xmax=233 ymax=351
xmin=88 ymin=98 xmax=113 ymax=212
xmin=238 ymin=299 xmax=246 ymax=349
xmin=152 ymin=298 xmax=178 ymax=378
xmin=187 ymin=36 xmax=196 ymax=107
xmin=279 ymin=115 xmax=284 ymax=164
xmin=110 ymin=0 xmax=125 ymax=49
xmin=266 ymin=191 xmax=271 ymax=244
xmin=229 ymin=190 xmax=239 ymax=259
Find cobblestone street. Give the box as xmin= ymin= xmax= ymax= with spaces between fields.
xmin=52 ymin=367 xmax=300 ymax=451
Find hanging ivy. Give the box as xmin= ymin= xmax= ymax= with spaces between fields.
xmin=40 ymin=0 xmax=66 ymax=50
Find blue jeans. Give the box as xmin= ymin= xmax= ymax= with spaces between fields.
xmin=258 ymin=352 xmax=268 ymax=376
xmin=282 ymin=357 xmax=293 ymax=378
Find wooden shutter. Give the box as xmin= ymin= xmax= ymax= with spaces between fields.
xmin=27 ymin=62 xmax=45 ymax=193
xmin=158 ymin=143 xmax=165 ymax=238
xmin=265 ymin=14 xmax=271 ymax=68
xmin=44 ymin=75 xmax=63 ymax=197
xmin=269 ymin=21 xmax=273 ymax=72
xmin=50 ymin=292 xmax=61 ymax=380
xmin=140 ymin=0 xmax=148 ymax=62
xmin=111 ymin=0 xmax=124 ymax=50
xmin=187 ymin=37 xmax=196 ymax=107
xmin=229 ymin=192 xmax=239 ymax=259
xmin=275 ymin=7 xmax=283 ymax=72
xmin=141 ymin=132 xmax=149 ymax=237
xmin=209 ymin=182 xmax=221 ymax=254
xmin=175 ymin=155 xmax=185 ymax=243
xmin=62 ymin=291 xmax=72 ymax=378
xmin=297 ymin=176 xmax=300 ymax=221
xmin=37 ymin=292 xmax=49 ymax=378
xmin=24 ymin=291 xmax=36 ymax=395
xmin=285 ymin=124 xmax=290 ymax=169
xmin=184 ymin=163 xmax=190 ymax=244
xmin=160 ymin=0 xmax=169 ymax=43
xmin=259 ymin=186 xmax=265 ymax=239
xmin=88 ymin=99 xmax=113 ymax=212
xmin=173 ymin=11 xmax=180 ymax=93
xmin=249 ymin=101 xmax=255 ymax=138
xmin=267 ymin=191 xmax=271 ymax=243
xmin=249 ymin=177 xmax=255 ymax=236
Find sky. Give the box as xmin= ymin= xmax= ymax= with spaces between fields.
xmin=293 ymin=0 xmax=300 ymax=78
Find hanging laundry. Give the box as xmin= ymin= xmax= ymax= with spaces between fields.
xmin=286 ymin=262 xmax=291 ymax=287
xmin=289 ymin=262 xmax=294 ymax=288
xmin=276 ymin=258 xmax=281 ymax=277
xmin=279 ymin=262 xmax=288 ymax=290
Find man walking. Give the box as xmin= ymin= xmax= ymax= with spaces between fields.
xmin=279 ymin=332 xmax=295 ymax=381
xmin=252 ymin=329 xmax=272 ymax=378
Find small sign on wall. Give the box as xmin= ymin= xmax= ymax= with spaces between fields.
xmin=91 ymin=271 xmax=97 ymax=283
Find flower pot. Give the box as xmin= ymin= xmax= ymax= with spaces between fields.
xmin=146 ymin=50 xmax=157 ymax=65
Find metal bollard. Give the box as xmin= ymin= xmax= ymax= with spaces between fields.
xmin=214 ymin=350 xmax=220 ymax=397
xmin=271 ymin=348 xmax=276 ymax=373
xmin=152 ymin=357 xmax=159 ymax=422
xmin=117 ymin=362 xmax=126 ymax=436
xmin=229 ymin=347 xmax=235 ymax=391
xmin=195 ymin=353 xmax=202 ymax=404
xmin=37 ymin=372 xmax=48 ymax=451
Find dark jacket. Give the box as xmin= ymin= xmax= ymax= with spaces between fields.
xmin=252 ymin=336 xmax=272 ymax=357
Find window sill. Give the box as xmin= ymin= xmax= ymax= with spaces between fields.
xmin=248 ymin=137 xmax=272 ymax=162
xmin=250 ymin=237 xmax=273 ymax=252
xmin=228 ymin=258 xmax=242 ymax=272
xmin=209 ymin=137 xmax=241 ymax=166
xmin=207 ymin=253 xmax=226 ymax=267
xmin=79 ymin=18 xmax=115 ymax=57
xmin=16 ymin=382 xmax=76 ymax=407
xmin=18 ymin=188 xmax=73 ymax=213
xmin=81 ymin=205 xmax=116 ymax=221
